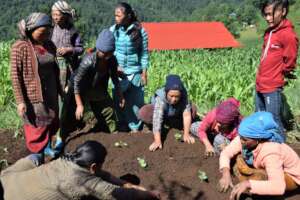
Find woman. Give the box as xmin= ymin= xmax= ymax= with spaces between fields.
xmin=190 ymin=98 xmax=242 ymax=156
xmin=219 ymin=112 xmax=299 ymax=200
xmin=139 ymin=75 xmax=196 ymax=152
xmin=0 ymin=141 xmax=160 ymax=200
xmin=110 ymin=2 xmax=149 ymax=133
xmin=51 ymin=0 xmax=84 ymax=151
xmin=61 ymin=29 xmax=124 ymax=136
xmin=255 ymin=0 xmax=298 ymax=140
xmin=11 ymin=13 xmax=61 ymax=158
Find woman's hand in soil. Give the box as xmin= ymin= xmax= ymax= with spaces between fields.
xmin=149 ymin=141 xmax=162 ymax=152
xmin=17 ymin=103 xmax=26 ymax=117
xmin=75 ymin=105 xmax=84 ymax=120
xmin=123 ymin=183 xmax=147 ymax=191
xmin=229 ymin=180 xmax=250 ymax=200
xmin=204 ymin=145 xmax=215 ymax=157
xmin=218 ymin=168 xmax=233 ymax=193
xmin=183 ymin=134 xmax=195 ymax=144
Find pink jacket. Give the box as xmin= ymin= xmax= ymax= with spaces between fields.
xmin=197 ymin=108 xmax=239 ymax=141
xmin=220 ymin=136 xmax=300 ymax=195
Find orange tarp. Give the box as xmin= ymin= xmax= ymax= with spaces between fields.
xmin=142 ymin=22 xmax=240 ymax=50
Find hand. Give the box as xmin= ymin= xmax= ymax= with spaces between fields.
xmin=75 ymin=105 xmax=84 ymax=120
xmin=118 ymin=91 xmax=125 ymax=108
xmin=183 ymin=134 xmax=195 ymax=144
xmin=149 ymin=141 xmax=162 ymax=152
xmin=123 ymin=183 xmax=147 ymax=191
xmin=57 ymin=47 xmax=73 ymax=56
xmin=17 ymin=103 xmax=26 ymax=117
xmin=204 ymin=145 xmax=215 ymax=157
xmin=230 ymin=181 xmax=251 ymax=200
xmin=218 ymin=169 xmax=233 ymax=193
xmin=141 ymin=70 xmax=147 ymax=86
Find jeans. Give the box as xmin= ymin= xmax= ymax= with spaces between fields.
xmin=255 ymin=88 xmax=285 ymax=141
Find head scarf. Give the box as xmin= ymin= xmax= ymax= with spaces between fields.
xmin=52 ymin=0 xmax=76 ymax=18
xmin=216 ymin=97 xmax=240 ymax=125
xmin=238 ymin=111 xmax=284 ymax=166
xmin=18 ymin=13 xmax=52 ymax=39
xmin=96 ymin=29 xmax=115 ymax=52
xmin=165 ymin=74 xmax=184 ymax=92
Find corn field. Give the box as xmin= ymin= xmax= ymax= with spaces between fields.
xmin=1 ymin=41 xmax=300 ymax=130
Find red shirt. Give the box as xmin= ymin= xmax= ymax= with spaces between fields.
xmin=256 ymin=19 xmax=299 ymax=93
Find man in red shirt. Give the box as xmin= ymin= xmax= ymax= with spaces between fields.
xmin=255 ymin=0 xmax=298 ymax=141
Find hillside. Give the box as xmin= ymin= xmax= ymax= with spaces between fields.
xmin=0 ymin=0 xmax=255 ymax=40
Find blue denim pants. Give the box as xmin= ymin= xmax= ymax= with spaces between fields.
xmin=255 ymin=88 xmax=286 ymax=141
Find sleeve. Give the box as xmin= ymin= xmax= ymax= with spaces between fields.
xmin=219 ymin=136 xmax=242 ymax=170
xmin=282 ymin=32 xmax=299 ymax=73
xmin=152 ymin=96 xmax=165 ymax=133
xmin=110 ymin=57 xmax=120 ymax=89
xmin=71 ymin=33 xmax=84 ymax=56
xmin=73 ymin=54 xmax=92 ymax=94
xmin=249 ymin=153 xmax=286 ymax=195
xmin=1 ymin=157 xmax=36 ymax=176
xmin=198 ymin=109 xmax=216 ymax=141
xmin=140 ymin=28 xmax=149 ymax=70
xmin=10 ymin=43 xmax=25 ymax=105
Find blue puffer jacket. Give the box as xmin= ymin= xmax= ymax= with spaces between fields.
xmin=110 ymin=23 xmax=149 ymax=75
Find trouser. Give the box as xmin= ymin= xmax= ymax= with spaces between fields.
xmin=139 ymin=103 xmax=198 ymax=130
xmin=0 ymin=180 xmax=3 ymax=200
xmin=255 ymin=89 xmax=285 ymax=141
xmin=190 ymin=121 xmax=230 ymax=153
xmin=234 ymin=154 xmax=299 ymax=191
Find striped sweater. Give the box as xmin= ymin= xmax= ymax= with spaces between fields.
xmin=10 ymin=40 xmax=60 ymax=105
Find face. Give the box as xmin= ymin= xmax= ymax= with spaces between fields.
xmin=240 ymin=136 xmax=258 ymax=150
xmin=31 ymin=26 xmax=51 ymax=43
xmin=115 ymin=8 xmax=127 ymax=25
xmin=166 ymin=90 xmax=181 ymax=105
xmin=97 ymin=51 xmax=113 ymax=60
xmin=263 ymin=4 xmax=286 ymax=28
xmin=52 ymin=10 xmax=66 ymax=26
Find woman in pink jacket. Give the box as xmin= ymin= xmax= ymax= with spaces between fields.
xmin=190 ymin=98 xmax=242 ymax=156
xmin=219 ymin=112 xmax=299 ymax=199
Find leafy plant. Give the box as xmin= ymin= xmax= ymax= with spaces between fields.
xmin=114 ymin=141 xmax=129 ymax=148
xmin=137 ymin=157 xmax=148 ymax=168
xmin=174 ymin=132 xmax=182 ymax=141
xmin=198 ymin=170 xmax=208 ymax=182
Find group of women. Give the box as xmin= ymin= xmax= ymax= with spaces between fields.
xmin=1 ymin=0 xmax=300 ymax=199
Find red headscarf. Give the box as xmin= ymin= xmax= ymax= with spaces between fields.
xmin=216 ymin=97 xmax=240 ymax=125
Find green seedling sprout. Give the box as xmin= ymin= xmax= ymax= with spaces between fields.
xmin=137 ymin=157 xmax=147 ymax=168
xmin=198 ymin=170 xmax=208 ymax=182
xmin=174 ymin=132 xmax=182 ymax=141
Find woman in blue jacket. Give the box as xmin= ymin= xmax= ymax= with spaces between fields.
xmin=110 ymin=2 xmax=149 ymax=133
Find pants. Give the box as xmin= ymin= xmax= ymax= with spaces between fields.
xmin=114 ymin=84 xmax=144 ymax=131
xmin=61 ymin=91 xmax=117 ymax=139
xmin=234 ymin=154 xmax=299 ymax=191
xmin=190 ymin=121 xmax=230 ymax=153
xmin=0 ymin=180 xmax=3 ymax=200
xmin=139 ymin=103 xmax=198 ymax=130
xmin=255 ymin=89 xmax=285 ymax=141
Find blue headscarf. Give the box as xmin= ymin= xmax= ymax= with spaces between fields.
xmin=238 ymin=111 xmax=284 ymax=165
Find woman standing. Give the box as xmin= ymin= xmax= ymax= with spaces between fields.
xmin=11 ymin=13 xmax=61 ymax=158
xmin=51 ymin=0 xmax=84 ymax=151
xmin=110 ymin=2 xmax=149 ymax=133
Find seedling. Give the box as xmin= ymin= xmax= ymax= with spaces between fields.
xmin=0 ymin=159 xmax=8 ymax=169
xmin=198 ymin=170 xmax=208 ymax=182
xmin=137 ymin=157 xmax=148 ymax=168
xmin=114 ymin=141 xmax=128 ymax=148
xmin=174 ymin=132 xmax=182 ymax=141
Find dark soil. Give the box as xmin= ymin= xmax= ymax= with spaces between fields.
xmin=1 ymin=127 xmax=300 ymax=200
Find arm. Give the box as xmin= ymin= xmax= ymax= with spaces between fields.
xmin=10 ymin=43 xmax=25 ymax=105
xmin=248 ymin=153 xmax=285 ymax=195
xmin=182 ymin=103 xmax=195 ymax=144
xmin=219 ymin=136 xmax=242 ymax=170
xmin=140 ymin=28 xmax=149 ymax=70
xmin=110 ymin=58 xmax=124 ymax=108
xmin=282 ymin=32 xmax=299 ymax=74
xmin=1 ymin=157 xmax=36 ymax=176
xmin=71 ymin=33 xmax=84 ymax=56
xmin=149 ymin=97 xmax=164 ymax=151
xmin=198 ymin=109 xmax=217 ymax=152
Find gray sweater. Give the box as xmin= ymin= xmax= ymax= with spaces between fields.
xmin=0 ymin=157 xmax=118 ymax=200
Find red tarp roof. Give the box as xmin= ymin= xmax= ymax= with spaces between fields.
xmin=142 ymin=22 xmax=240 ymax=50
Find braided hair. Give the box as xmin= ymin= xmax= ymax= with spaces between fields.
xmin=62 ymin=140 xmax=107 ymax=168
